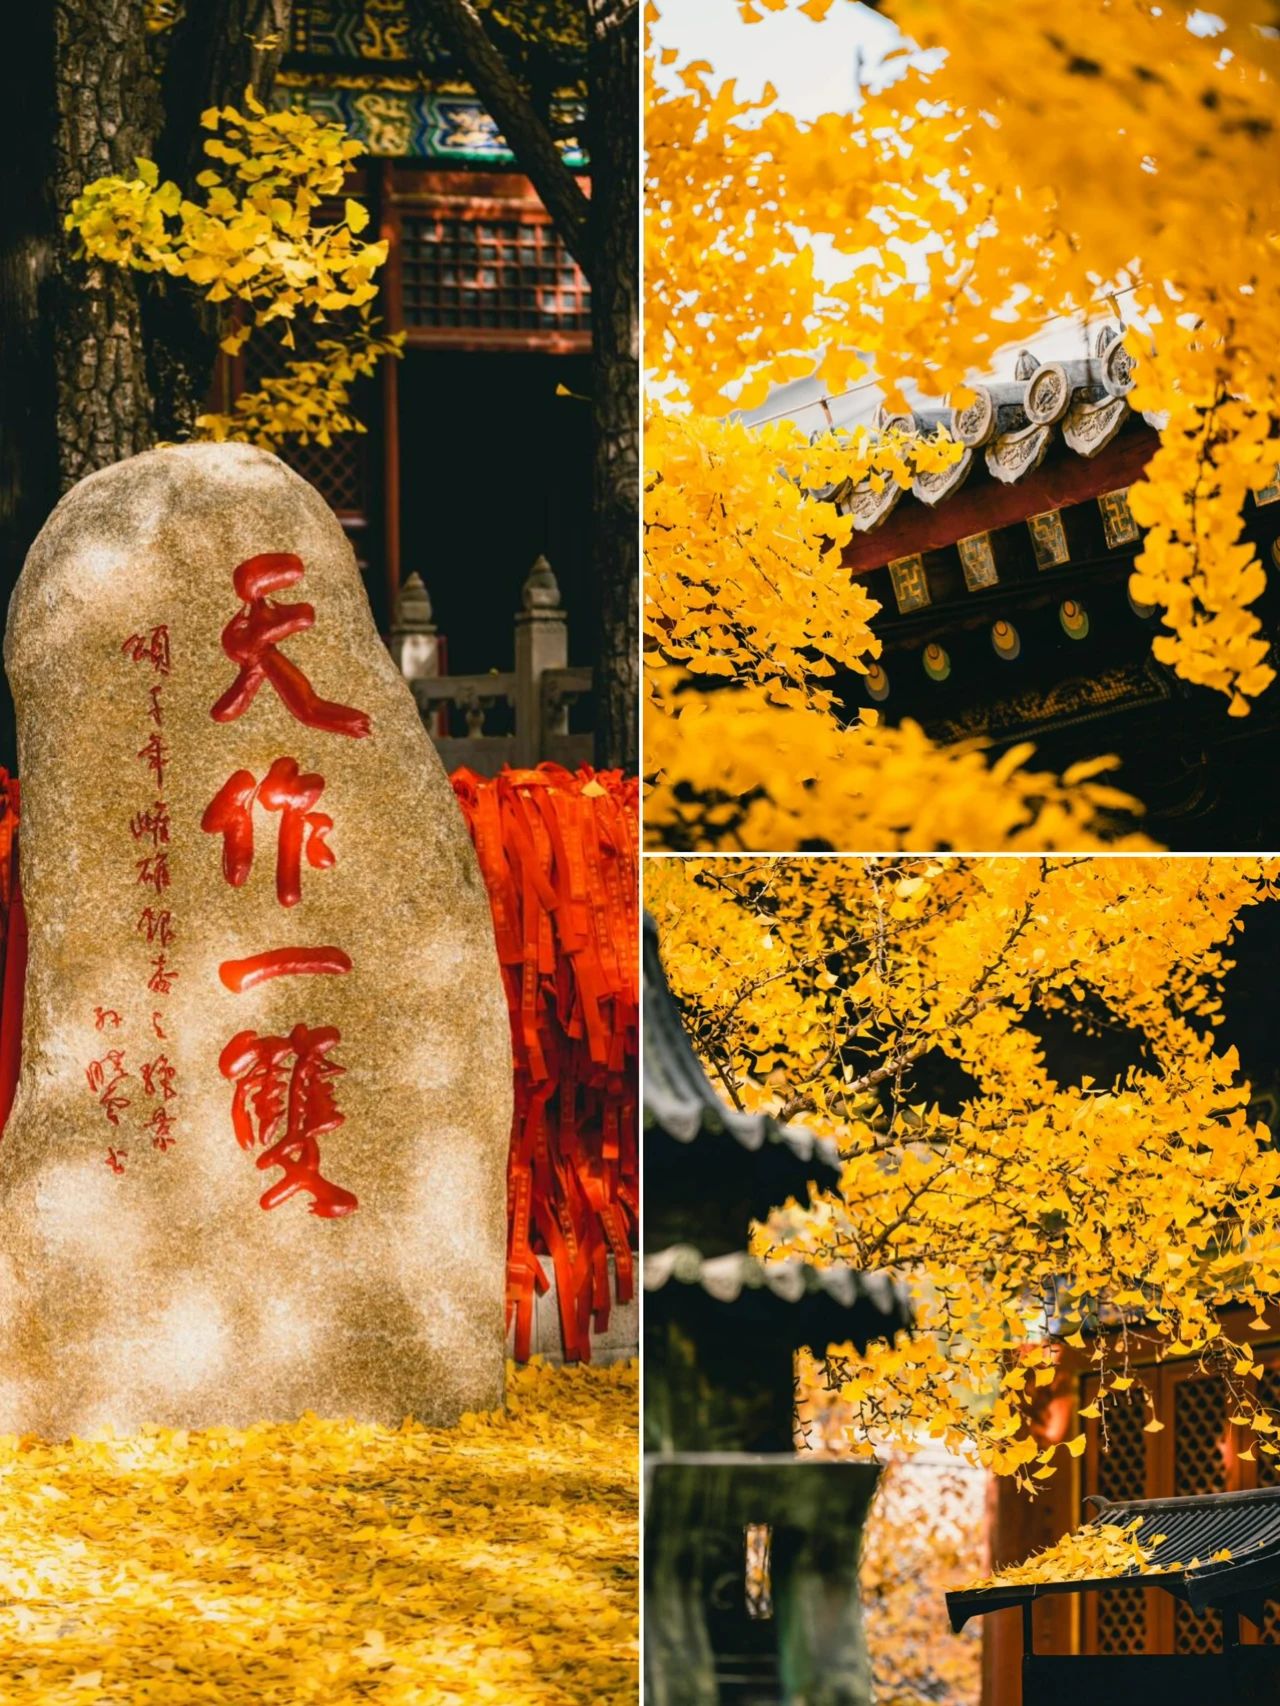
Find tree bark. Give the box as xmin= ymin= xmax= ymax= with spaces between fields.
xmin=587 ymin=0 xmax=638 ymax=771
xmin=0 ymin=5 xmax=61 ymax=766
xmin=51 ymin=0 xmax=164 ymax=491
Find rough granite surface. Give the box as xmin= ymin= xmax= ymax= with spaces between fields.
xmin=0 ymin=443 xmax=511 ymax=1436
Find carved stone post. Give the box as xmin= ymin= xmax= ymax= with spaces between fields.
xmin=390 ymin=572 xmax=446 ymax=739
xmin=388 ymin=571 xmax=440 ymax=682
xmin=514 ymin=555 xmax=568 ymax=768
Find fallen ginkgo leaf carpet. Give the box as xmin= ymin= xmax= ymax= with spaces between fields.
xmin=0 ymin=1360 xmax=638 ymax=1706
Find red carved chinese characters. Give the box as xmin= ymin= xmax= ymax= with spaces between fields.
xmin=131 ymin=802 xmax=170 ymax=846
xmin=89 ymin=619 xmax=180 ymax=1166
xmin=148 ymin=954 xmax=179 ymax=995
xmin=136 ymin=852 xmax=172 ymax=894
xmin=218 ymin=946 xmax=352 ymax=995
xmin=137 ymin=908 xmax=175 ymax=947
xmin=210 ymin=554 xmax=372 ymax=739
xmin=137 ymin=732 xmax=169 ymax=789
xmin=146 ymin=1107 xmax=177 ymax=1151
xmin=140 ymin=1053 xmax=177 ymax=1101
xmin=86 ymin=1049 xmax=131 ymax=1127
xmin=219 ymin=1025 xmax=357 ymax=1218
xmin=206 ymin=554 xmax=365 ymax=1218
xmin=122 ymin=626 xmax=171 ymax=676
xmin=202 ymin=757 xmax=336 ymax=907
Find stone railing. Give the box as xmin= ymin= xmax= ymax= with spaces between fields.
xmin=389 ymin=556 xmax=595 ymax=775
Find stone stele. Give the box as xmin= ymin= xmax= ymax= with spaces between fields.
xmin=0 ymin=442 xmax=511 ymax=1436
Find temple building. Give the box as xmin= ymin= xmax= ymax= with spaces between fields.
xmin=752 ymin=322 xmax=1280 ymax=848
xmin=211 ymin=0 xmax=594 ymax=672
xmin=977 ymin=894 xmax=1280 ymax=1698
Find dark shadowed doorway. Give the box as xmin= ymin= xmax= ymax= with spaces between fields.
xmin=398 ymin=350 xmax=593 ymax=678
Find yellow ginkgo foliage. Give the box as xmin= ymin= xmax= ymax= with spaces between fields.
xmin=0 ymin=1361 xmax=638 ymax=1706
xmin=647 ymin=855 xmax=1280 ymax=1487
xmin=645 ymin=0 xmax=1280 ymax=849
xmin=965 ymin=1519 xmax=1157 ymax=1592
xmin=66 ymin=90 xmax=402 ymax=450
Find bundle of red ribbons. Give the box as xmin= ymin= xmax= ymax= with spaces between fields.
xmin=452 ymin=764 xmax=638 ymax=1363
xmin=0 ymin=763 xmax=638 ymax=1365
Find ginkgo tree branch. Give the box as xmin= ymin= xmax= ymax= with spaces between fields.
xmin=776 ymin=881 xmax=1046 ymax=1123
xmin=411 ymin=0 xmax=594 ymax=278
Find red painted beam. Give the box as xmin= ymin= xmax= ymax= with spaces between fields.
xmin=842 ymin=422 xmax=1161 ymax=575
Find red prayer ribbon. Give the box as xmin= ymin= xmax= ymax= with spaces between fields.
xmin=452 ymin=763 xmax=639 ymax=1364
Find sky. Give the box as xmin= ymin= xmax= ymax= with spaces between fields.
xmin=649 ymin=0 xmax=903 ymax=117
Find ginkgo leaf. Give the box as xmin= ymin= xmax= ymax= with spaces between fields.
xmin=0 ymin=1361 xmax=638 ymax=1705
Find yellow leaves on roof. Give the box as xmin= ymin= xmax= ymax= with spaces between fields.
xmin=646 ymin=854 xmax=1280 ymax=1479
xmin=967 ymin=1519 xmax=1240 ymax=1594
xmin=966 ymin=1519 xmax=1159 ymax=1593
xmin=0 ymin=1361 xmax=638 ymax=1706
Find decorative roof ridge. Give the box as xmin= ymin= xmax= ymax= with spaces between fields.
xmin=836 ymin=322 xmax=1143 ymax=533
xmin=643 ymin=1245 xmax=908 ymax=1318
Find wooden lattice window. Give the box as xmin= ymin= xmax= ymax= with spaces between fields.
xmin=398 ymin=201 xmax=590 ymax=343
xmin=1172 ymin=1375 xmax=1228 ymax=1653
xmin=238 ymin=320 xmax=369 ymax=519
xmin=1079 ymin=1348 xmax=1280 ymax=1656
xmin=1089 ymin=1381 xmax=1151 ymax=1655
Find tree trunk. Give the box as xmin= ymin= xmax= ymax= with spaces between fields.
xmin=51 ymin=0 xmax=164 ymax=491
xmin=0 ymin=5 xmax=61 ymax=766
xmin=587 ymin=2 xmax=638 ymax=771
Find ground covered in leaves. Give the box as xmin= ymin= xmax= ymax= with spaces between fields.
xmin=0 ymin=1361 xmax=637 ymax=1705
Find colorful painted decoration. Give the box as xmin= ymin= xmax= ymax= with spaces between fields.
xmin=1028 ymin=509 xmax=1070 ymax=570
xmin=0 ymin=443 xmax=511 ymax=1436
xmin=865 ymin=662 xmax=891 ymax=703
xmin=889 ymin=554 xmax=931 ymax=613
xmin=991 ymin=620 xmax=1022 ymax=660
xmin=922 ymin=642 xmax=951 ymax=682
xmin=1098 ymin=487 xmax=1142 ymax=549
xmin=957 ymin=532 xmax=999 ymax=591
xmin=279 ymin=1 xmax=587 ymax=164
